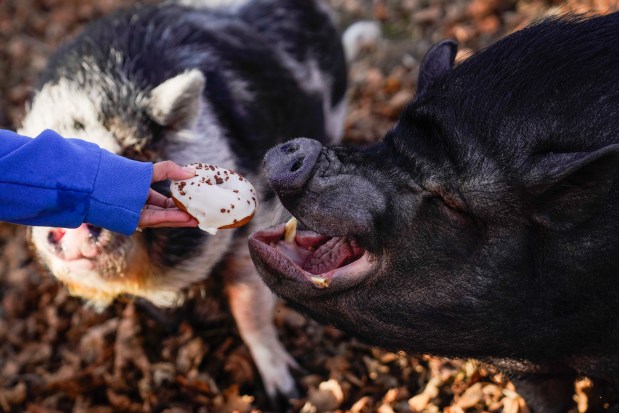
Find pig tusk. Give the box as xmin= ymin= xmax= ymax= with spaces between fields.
xmin=284 ymin=217 xmax=297 ymax=244
xmin=310 ymin=276 xmax=331 ymax=289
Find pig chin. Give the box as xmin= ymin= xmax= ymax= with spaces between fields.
xmin=248 ymin=220 xmax=376 ymax=296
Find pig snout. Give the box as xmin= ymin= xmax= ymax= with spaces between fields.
xmin=47 ymin=224 xmax=103 ymax=260
xmin=264 ymin=138 xmax=322 ymax=195
xmin=263 ymin=138 xmax=388 ymax=242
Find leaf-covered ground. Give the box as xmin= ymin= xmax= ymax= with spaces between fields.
xmin=1 ymin=0 xmax=618 ymax=411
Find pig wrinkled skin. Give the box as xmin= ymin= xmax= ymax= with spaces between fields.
xmin=250 ymin=13 xmax=619 ymax=412
xmin=20 ymin=0 xmax=348 ymax=401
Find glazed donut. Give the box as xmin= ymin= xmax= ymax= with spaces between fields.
xmin=170 ymin=163 xmax=258 ymax=234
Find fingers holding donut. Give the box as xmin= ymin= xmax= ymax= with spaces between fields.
xmin=170 ymin=163 xmax=258 ymax=234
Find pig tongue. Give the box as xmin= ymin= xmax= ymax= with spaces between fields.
xmin=302 ymin=237 xmax=361 ymax=275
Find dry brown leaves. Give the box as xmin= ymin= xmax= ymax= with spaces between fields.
xmin=2 ymin=0 xmax=618 ymax=411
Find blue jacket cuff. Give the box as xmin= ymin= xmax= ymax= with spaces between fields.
xmin=85 ymin=149 xmax=153 ymax=235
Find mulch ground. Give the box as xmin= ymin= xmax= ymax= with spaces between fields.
xmin=1 ymin=0 xmax=617 ymax=412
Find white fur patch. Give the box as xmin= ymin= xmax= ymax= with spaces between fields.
xmin=20 ymin=79 xmax=121 ymax=153
xmin=342 ymin=20 xmax=382 ymax=61
xmin=326 ymin=98 xmax=347 ymax=144
xmin=148 ymin=69 xmax=205 ymax=128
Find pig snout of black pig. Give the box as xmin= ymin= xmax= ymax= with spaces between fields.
xmin=264 ymin=137 xmax=387 ymax=240
xmin=264 ymin=138 xmax=322 ymax=194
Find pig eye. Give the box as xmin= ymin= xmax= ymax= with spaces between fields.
xmin=73 ymin=120 xmax=85 ymax=130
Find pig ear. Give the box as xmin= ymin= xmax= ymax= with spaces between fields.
xmin=527 ymin=144 xmax=619 ymax=230
xmin=416 ymin=40 xmax=458 ymax=99
xmin=147 ymin=69 xmax=205 ymax=128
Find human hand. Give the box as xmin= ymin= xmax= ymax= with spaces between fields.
xmin=137 ymin=161 xmax=199 ymax=229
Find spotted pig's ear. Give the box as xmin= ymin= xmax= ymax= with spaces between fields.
xmin=147 ymin=69 xmax=205 ymax=129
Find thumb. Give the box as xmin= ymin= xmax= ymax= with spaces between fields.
xmin=152 ymin=161 xmax=196 ymax=182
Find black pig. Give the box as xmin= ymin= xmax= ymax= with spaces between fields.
xmin=249 ymin=13 xmax=619 ymax=412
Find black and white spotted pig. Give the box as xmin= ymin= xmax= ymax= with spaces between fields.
xmin=20 ymin=0 xmax=347 ymax=400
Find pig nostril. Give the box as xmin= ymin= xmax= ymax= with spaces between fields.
xmin=265 ymin=138 xmax=322 ymax=190
xmin=290 ymin=158 xmax=304 ymax=173
xmin=48 ymin=229 xmax=66 ymax=245
xmin=282 ymin=143 xmax=300 ymax=154
xmin=87 ymin=224 xmax=103 ymax=240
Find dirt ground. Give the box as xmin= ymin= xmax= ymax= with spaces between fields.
xmin=1 ymin=0 xmax=618 ymax=412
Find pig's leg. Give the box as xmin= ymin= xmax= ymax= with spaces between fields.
xmin=511 ymin=373 xmax=576 ymax=413
xmin=223 ymin=239 xmax=299 ymax=401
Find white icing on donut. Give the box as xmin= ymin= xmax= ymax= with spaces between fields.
xmin=170 ymin=163 xmax=258 ymax=235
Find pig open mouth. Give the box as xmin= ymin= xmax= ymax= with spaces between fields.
xmin=33 ymin=224 xmax=132 ymax=279
xmin=249 ymin=218 xmax=374 ymax=290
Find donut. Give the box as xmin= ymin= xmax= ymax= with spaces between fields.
xmin=170 ymin=163 xmax=258 ymax=234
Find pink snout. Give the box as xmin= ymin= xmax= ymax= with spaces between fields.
xmin=47 ymin=224 xmax=103 ymax=260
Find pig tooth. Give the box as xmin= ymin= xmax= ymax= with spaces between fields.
xmin=310 ymin=276 xmax=330 ymax=289
xmin=284 ymin=217 xmax=297 ymax=244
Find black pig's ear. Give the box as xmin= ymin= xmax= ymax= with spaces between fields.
xmin=527 ymin=145 xmax=619 ymax=230
xmin=416 ymin=40 xmax=458 ymax=99
xmin=147 ymin=69 xmax=205 ymax=129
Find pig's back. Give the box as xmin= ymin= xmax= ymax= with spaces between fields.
xmin=432 ymin=13 xmax=619 ymax=160
xmin=38 ymin=2 xmax=346 ymax=169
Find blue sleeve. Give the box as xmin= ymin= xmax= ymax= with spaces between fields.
xmin=0 ymin=129 xmax=153 ymax=235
